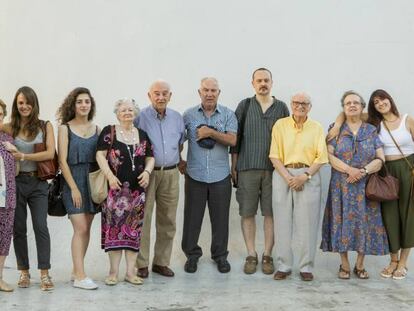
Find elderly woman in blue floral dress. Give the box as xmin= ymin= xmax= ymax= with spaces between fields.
xmin=96 ymin=98 xmax=154 ymax=286
xmin=321 ymin=91 xmax=389 ymax=279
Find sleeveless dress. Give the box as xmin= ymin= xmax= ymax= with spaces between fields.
xmin=0 ymin=132 xmax=16 ymax=256
xmin=97 ymin=125 xmax=153 ymax=252
xmin=62 ymin=125 xmax=99 ymax=215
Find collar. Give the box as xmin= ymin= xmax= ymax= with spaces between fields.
xmin=198 ymin=104 xmax=221 ymax=114
xmin=289 ymin=115 xmax=309 ymax=130
xmin=150 ymin=105 xmax=167 ymax=120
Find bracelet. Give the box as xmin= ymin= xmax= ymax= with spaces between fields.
xmin=144 ymin=169 xmax=151 ymax=176
xmin=20 ymin=153 xmax=25 ymax=162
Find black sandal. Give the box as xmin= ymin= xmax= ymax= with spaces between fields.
xmin=338 ymin=265 xmax=350 ymax=279
xmin=353 ymin=266 xmax=369 ymax=279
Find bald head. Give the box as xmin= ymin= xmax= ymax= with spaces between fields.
xmin=148 ymin=79 xmax=172 ymax=115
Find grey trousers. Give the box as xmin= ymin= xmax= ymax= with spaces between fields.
xmin=14 ymin=175 xmax=51 ymax=270
xmin=273 ymin=168 xmax=322 ymax=273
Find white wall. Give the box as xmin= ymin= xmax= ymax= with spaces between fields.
xmin=1 ymin=0 xmax=413 ymax=129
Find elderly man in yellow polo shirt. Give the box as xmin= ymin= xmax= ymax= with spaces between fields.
xmin=269 ymin=92 xmax=328 ymax=282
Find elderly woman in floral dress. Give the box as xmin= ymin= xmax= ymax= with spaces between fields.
xmin=96 ymin=98 xmax=154 ymax=286
xmin=0 ymin=99 xmax=16 ymax=292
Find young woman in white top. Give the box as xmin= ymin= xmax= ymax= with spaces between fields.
xmin=367 ymin=89 xmax=414 ymax=280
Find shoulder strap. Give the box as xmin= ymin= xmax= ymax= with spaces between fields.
xmin=240 ymin=98 xmax=251 ymax=135
xmin=383 ymin=121 xmax=414 ymax=170
xmin=41 ymin=120 xmax=48 ymax=143
xmin=109 ymin=125 xmax=115 ymax=150
xmin=65 ymin=124 xmax=71 ymax=151
xmin=233 ymin=97 xmax=252 ymax=153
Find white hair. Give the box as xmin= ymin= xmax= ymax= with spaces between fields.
xmin=291 ymin=92 xmax=312 ymax=104
xmin=113 ymin=98 xmax=140 ymax=116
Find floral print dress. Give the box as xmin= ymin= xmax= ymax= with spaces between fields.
xmin=0 ymin=132 xmax=16 ymax=256
xmin=321 ymin=122 xmax=389 ymax=255
xmin=97 ymin=125 xmax=153 ymax=252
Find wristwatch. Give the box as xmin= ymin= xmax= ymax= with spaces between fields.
xmin=304 ymin=171 xmax=312 ymax=180
xmin=363 ymin=167 xmax=369 ymax=175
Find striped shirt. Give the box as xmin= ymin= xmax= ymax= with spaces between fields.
xmin=232 ymin=96 xmax=289 ymax=171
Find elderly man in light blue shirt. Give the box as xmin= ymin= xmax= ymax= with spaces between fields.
xmin=181 ymin=77 xmax=237 ymax=274
xmin=134 ymin=80 xmax=185 ymax=279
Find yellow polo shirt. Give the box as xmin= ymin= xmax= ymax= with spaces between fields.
xmin=269 ymin=116 xmax=328 ymax=166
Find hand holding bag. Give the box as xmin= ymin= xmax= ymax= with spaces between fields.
xmin=366 ymin=163 xmax=399 ymax=202
xmin=34 ymin=121 xmax=59 ymax=180
xmin=89 ymin=125 xmax=114 ymax=204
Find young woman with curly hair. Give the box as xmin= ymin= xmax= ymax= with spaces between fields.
xmin=56 ymin=87 xmax=100 ymax=290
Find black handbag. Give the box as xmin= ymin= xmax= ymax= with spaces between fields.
xmin=48 ymin=171 xmax=66 ymax=217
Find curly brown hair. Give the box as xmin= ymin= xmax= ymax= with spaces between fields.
xmin=56 ymin=87 xmax=96 ymax=124
xmin=10 ymin=86 xmax=42 ymax=139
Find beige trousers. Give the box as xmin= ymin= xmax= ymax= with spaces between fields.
xmin=273 ymin=168 xmax=322 ymax=273
xmin=136 ymin=168 xmax=180 ymax=268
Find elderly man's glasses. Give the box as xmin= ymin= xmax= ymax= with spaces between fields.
xmin=292 ymin=101 xmax=310 ymax=108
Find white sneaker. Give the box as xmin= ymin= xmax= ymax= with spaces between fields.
xmin=73 ymin=277 xmax=98 ymax=290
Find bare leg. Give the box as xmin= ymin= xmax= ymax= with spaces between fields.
xmin=70 ymin=214 xmax=95 ymax=280
xmin=263 ymin=216 xmax=274 ymax=256
xmin=125 ymin=250 xmax=139 ymax=279
xmin=338 ymin=252 xmax=350 ymax=278
xmin=355 ymin=253 xmax=365 ymax=269
xmin=108 ymin=250 xmax=122 ymax=279
xmin=381 ymin=252 xmax=399 ymax=277
xmin=241 ymin=216 xmax=256 ymax=256
xmin=0 ymin=255 xmax=5 ymax=279
xmin=393 ymin=248 xmax=411 ymax=278
xmin=398 ymin=248 xmax=411 ymax=269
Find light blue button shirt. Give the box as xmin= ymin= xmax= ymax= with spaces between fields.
xmin=183 ymin=104 xmax=238 ymax=183
xmin=134 ymin=105 xmax=185 ymax=167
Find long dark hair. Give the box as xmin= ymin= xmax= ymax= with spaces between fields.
xmin=56 ymin=87 xmax=96 ymax=124
xmin=367 ymin=89 xmax=400 ymax=128
xmin=11 ymin=86 xmax=42 ymax=139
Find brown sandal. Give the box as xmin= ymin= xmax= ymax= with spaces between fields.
xmin=17 ymin=272 xmax=30 ymax=288
xmin=338 ymin=265 xmax=350 ymax=279
xmin=380 ymin=260 xmax=398 ymax=278
xmin=40 ymin=274 xmax=54 ymax=291
xmin=353 ymin=266 xmax=369 ymax=279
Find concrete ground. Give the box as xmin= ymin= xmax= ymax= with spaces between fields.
xmin=2 ymin=168 xmax=414 ymax=311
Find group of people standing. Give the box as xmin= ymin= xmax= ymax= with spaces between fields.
xmin=0 ymin=67 xmax=413 ymax=293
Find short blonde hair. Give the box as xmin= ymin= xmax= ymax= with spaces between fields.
xmin=113 ymin=98 xmax=140 ymax=116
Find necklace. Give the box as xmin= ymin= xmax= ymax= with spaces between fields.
xmin=119 ymin=126 xmax=137 ymax=143
xmin=119 ymin=127 xmax=137 ymax=171
xmin=125 ymin=143 xmax=136 ymax=172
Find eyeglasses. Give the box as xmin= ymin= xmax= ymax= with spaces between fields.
xmin=343 ymin=101 xmax=362 ymax=107
xmin=292 ymin=101 xmax=310 ymax=108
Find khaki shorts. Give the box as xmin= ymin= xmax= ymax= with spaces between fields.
xmin=236 ymin=170 xmax=273 ymax=217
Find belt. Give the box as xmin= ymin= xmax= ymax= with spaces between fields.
xmin=285 ymin=163 xmax=309 ymax=169
xmin=153 ymin=164 xmax=178 ymax=171
xmin=18 ymin=171 xmax=38 ymax=177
